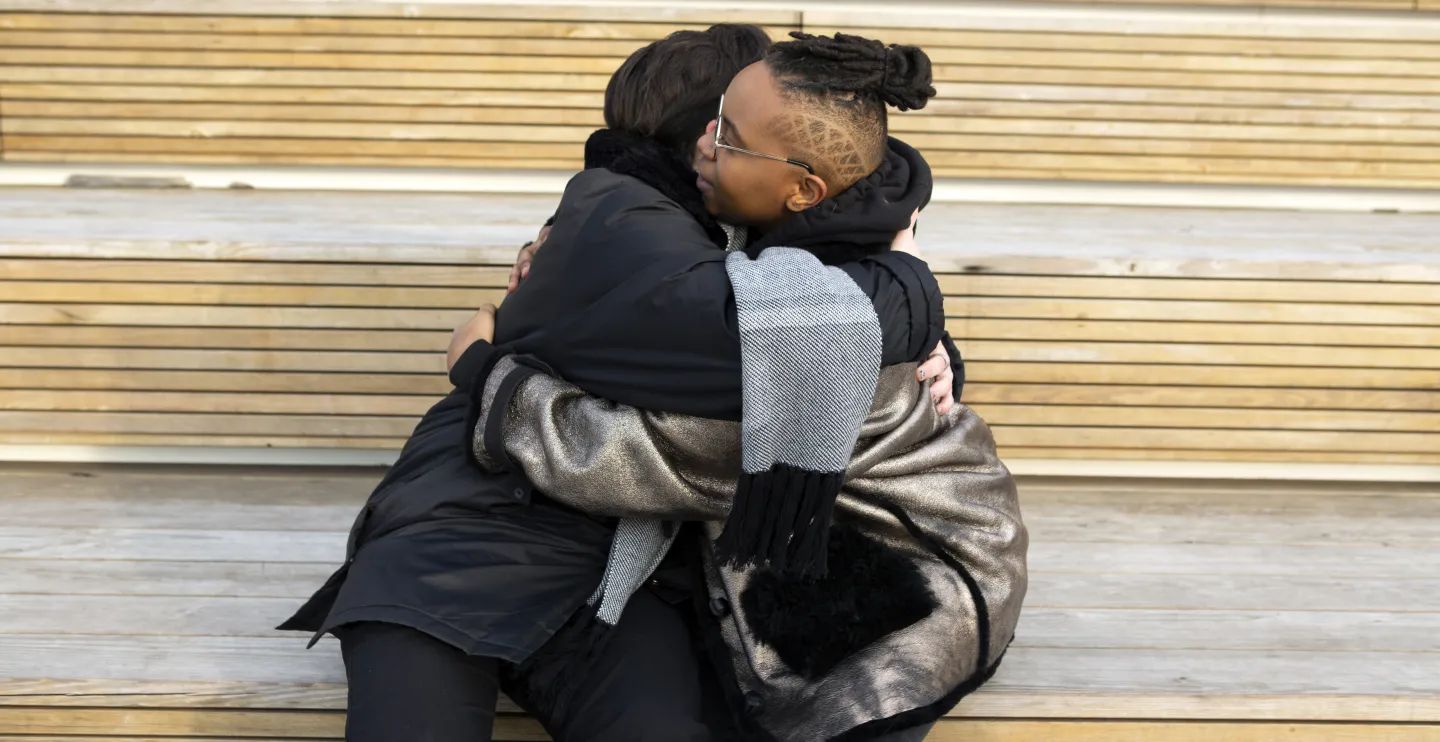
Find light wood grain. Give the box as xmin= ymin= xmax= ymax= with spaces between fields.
xmin=0 ymin=369 xmax=450 ymax=395
xmin=994 ymin=427 xmax=1439 ymax=454
xmin=0 ymin=390 xmax=433 ymax=416
xmin=0 ymin=259 xmax=510 ymax=286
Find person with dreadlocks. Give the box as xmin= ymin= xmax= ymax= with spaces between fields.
xmin=282 ymin=25 xmax=965 ymax=742
xmin=452 ymin=32 xmax=1028 ymax=742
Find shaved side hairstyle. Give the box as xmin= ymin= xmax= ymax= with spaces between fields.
xmin=765 ymin=32 xmax=937 ymax=192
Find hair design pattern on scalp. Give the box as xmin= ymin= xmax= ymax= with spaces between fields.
xmin=765 ymin=32 xmax=937 ymax=191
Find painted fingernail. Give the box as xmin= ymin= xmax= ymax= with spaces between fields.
xmin=918 ymin=370 xmax=927 ymax=379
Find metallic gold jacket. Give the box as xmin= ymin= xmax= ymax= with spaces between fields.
xmin=474 ymin=358 xmax=1028 ymax=740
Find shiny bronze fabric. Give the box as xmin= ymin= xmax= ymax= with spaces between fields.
xmin=478 ymin=358 xmax=1028 ymax=740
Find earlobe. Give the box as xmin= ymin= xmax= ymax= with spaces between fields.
xmin=786 ymin=174 xmax=829 ymax=212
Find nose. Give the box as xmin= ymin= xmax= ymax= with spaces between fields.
xmin=697 ymin=119 xmax=718 ymax=161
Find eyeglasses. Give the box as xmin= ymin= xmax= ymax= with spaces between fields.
xmin=714 ymin=95 xmax=814 ymax=175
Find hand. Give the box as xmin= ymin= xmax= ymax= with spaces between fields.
xmin=447 ymin=303 xmax=496 ymax=372
xmin=916 ymin=340 xmax=955 ymax=415
xmin=890 ymin=208 xmax=920 ymax=257
xmin=508 ymin=224 xmax=552 ymax=294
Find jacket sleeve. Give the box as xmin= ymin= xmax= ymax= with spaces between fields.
xmin=469 ymin=355 xmax=736 ymax=520
xmin=838 ymin=251 xmax=947 ymax=367
xmin=470 ymin=186 xmax=949 ymax=418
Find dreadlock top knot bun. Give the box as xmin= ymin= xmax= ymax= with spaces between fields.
xmin=770 ymin=32 xmax=936 ymax=112
xmin=880 ymin=44 xmax=935 ymax=112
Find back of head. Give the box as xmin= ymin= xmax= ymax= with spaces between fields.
xmin=765 ymin=32 xmax=936 ymax=192
xmin=604 ymin=24 xmax=771 ymax=157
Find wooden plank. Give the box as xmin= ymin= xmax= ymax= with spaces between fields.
xmin=0 ymin=346 xmax=444 ymax=372
xmin=0 ymin=259 xmax=510 ymax=286
xmin=1 ymin=149 xmax=583 ymax=171
xmin=1 ymin=523 xmax=1431 ymax=575
xmin=8 ymin=119 xmax=602 ymax=146
xmin=0 ymin=326 xmax=453 ymax=352
xmin=0 ymin=368 xmax=450 ymax=395
xmin=2 ymin=100 xmax=609 ymax=127
xmin=906 ymin=131 xmax=1440 ymax=164
xmin=1014 ymin=608 xmax=1440 ymax=653
xmin=0 ymin=526 xmax=344 ymax=562
xmin=964 ymin=383 xmax=1439 ymax=413
xmin=0 ymin=432 xmax=406 ymax=448
xmin=0 ymin=305 xmax=474 ymax=331
xmin=921 ymin=151 xmax=1440 ymax=183
xmin=931 ymin=720 xmax=1440 ymax=742
xmin=0 ymin=411 xmax=417 ymax=437
xmin=8 ymin=711 xmax=1431 ymax=742
xmin=994 ymin=427 xmax=1439 ymax=454
xmin=949 ymin=319 xmax=1440 ymax=348
xmin=975 ymin=405 xmax=1440 ymax=433
xmin=932 ymin=82 xmax=1440 ymax=118
xmin=938 ymin=275 xmax=1440 ymax=306
xmin=913 ymin=98 xmax=1440 ymax=132
xmin=919 ymin=47 xmax=1440 ymax=80
xmin=0 ymin=8 xmax=799 ymax=28
xmin=0 ymin=47 xmax=626 ymax=74
xmin=9 ymin=594 xmax=1439 ymax=654
xmin=807 ymin=9 xmax=1440 ymax=42
xmin=0 ymin=679 xmax=1436 ymax=725
xmin=1027 ymin=572 xmax=1440 ymax=613
xmin=809 ymin=27 xmax=1440 ymax=61
xmin=6 ymin=191 xmax=1437 ymax=282
xmin=0 ymin=559 xmax=339 ymax=597
xmin=0 ymin=83 xmax=607 ymax=108
xmin=0 ymin=390 xmax=433 ymax=416
xmin=999 ymin=447 xmax=1440 ymax=465
xmin=2 ymin=636 xmax=1436 ymax=709
xmin=927 ymin=166 xmax=1440 ymax=190
xmin=0 ymin=281 xmax=505 ymax=308
xmin=1 ymin=135 xmax=580 ymax=159
xmin=0 ymin=65 xmax=615 ymax=92
xmin=957 ymin=341 xmax=1440 ymax=370
xmin=0 ymin=30 xmax=654 ymax=57
xmin=1036 ymin=0 xmax=1415 ymax=8
xmin=952 ymin=297 xmax=1440 ymax=326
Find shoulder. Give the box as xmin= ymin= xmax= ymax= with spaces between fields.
xmin=556 ymin=169 xmax=718 ymax=257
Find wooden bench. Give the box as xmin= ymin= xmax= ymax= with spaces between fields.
xmin=3 ymin=463 xmax=1438 ymax=741
xmin=3 ymin=0 xmax=1440 ymax=188
xmin=1 ymin=186 xmax=1437 ymax=470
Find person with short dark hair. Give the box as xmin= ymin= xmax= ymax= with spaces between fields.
xmin=281 ymin=25 xmax=966 ymax=742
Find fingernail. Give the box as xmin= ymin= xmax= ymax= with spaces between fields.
xmin=918 ymin=370 xmax=926 ymax=379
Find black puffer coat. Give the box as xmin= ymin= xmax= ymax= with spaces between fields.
xmin=279 ymin=131 xmax=947 ymax=663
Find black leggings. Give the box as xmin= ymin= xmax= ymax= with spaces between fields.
xmin=339 ymin=589 xmax=715 ymax=742
xmin=338 ymin=590 xmax=934 ymax=742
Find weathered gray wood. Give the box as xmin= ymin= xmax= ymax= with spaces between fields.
xmin=1027 ymin=572 xmax=1440 ymax=613
xmin=0 ymin=635 xmax=344 ymax=684
xmin=7 ymin=594 xmax=1438 ymax=655
xmin=1014 ymin=608 xmax=1440 ymax=653
xmin=3 ymin=188 xmax=1439 ymax=280
xmin=4 ymin=634 xmax=1436 ymax=703
xmin=3 ymin=467 xmax=1439 ymax=728
xmin=0 ymin=526 xmax=344 ymax=562
xmin=0 ymin=559 xmax=337 ymax=597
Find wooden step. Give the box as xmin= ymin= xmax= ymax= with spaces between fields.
xmin=1 ymin=186 xmax=1436 ymax=467
xmin=1 ymin=464 xmax=1437 ymax=740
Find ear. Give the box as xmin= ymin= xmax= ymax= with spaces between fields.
xmin=785 ymin=173 xmax=829 ymax=213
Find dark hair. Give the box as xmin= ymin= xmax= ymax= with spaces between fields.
xmin=604 ymin=24 xmax=771 ymax=156
xmin=765 ymin=32 xmax=937 ymax=189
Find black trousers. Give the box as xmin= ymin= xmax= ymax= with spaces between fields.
xmin=338 ymin=589 xmax=933 ymax=742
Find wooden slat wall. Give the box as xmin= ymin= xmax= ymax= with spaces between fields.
xmin=2 ymin=251 xmax=1436 ymax=464
xmin=0 ymin=7 xmax=796 ymax=170
xmin=2 ymin=2 xmax=1440 ymax=187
